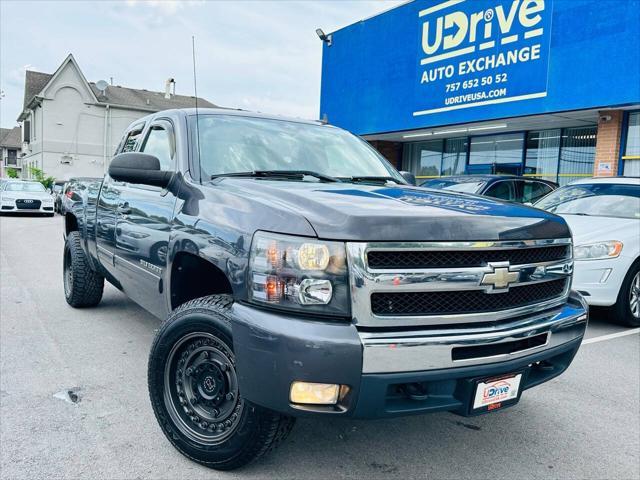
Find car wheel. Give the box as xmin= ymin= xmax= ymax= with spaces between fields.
xmin=613 ymin=261 xmax=640 ymax=327
xmin=63 ymin=231 xmax=105 ymax=307
xmin=148 ymin=295 xmax=295 ymax=471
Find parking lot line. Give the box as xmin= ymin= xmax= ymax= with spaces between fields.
xmin=582 ymin=328 xmax=640 ymax=345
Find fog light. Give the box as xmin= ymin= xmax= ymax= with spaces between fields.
xmin=290 ymin=382 xmax=340 ymax=405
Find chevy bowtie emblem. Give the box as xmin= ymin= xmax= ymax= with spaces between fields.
xmin=481 ymin=265 xmax=520 ymax=291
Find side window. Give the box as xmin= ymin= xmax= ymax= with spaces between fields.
xmin=120 ymin=125 xmax=145 ymax=153
xmin=140 ymin=123 xmax=175 ymax=171
xmin=484 ymin=181 xmax=517 ymax=201
xmin=522 ymin=181 xmax=553 ymax=203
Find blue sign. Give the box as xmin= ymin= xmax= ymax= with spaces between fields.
xmin=320 ymin=0 xmax=640 ymax=136
xmin=414 ymin=0 xmax=552 ymax=117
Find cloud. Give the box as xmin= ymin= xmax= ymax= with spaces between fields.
xmin=0 ymin=0 xmax=405 ymax=126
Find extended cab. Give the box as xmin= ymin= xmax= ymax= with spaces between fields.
xmin=63 ymin=109 xmax=588 ymax=470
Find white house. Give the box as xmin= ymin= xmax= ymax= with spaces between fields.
xmin=0 ymin=127 xmax=22 ymax=178
xmin=17 ymin=54 xmax=216 ymax=180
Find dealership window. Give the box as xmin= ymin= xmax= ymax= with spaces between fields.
xmin=403 ymin=140 xmax=443 ymax=177
xmin=558 ymin=127 xmax=597 ymax=185
xmin=469 ymin=133 xmax=524 ymax=173
xmin=623 ymin=112 xmax=640 ymax=176
xmin=525 ymin=129 xmax=561 ymax=182
xmin=441 ymin=137 xmax=467 ymax=176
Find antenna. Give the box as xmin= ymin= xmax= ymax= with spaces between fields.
xmin=96 ymin=80 xmax=109 ymax=96
xmin=192 ymin=35 xmax=202 ymax=182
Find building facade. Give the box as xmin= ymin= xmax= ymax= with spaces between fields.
xmin=320 ymin=0 xmax=640 ymax=184
xmin=0 ymin=127 xmax=22 ymax=178
xmin=16 ymin=54 xmax=216 ymax=181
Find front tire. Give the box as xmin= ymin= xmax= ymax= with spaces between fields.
xmin=63 ymin=231 xmax=104 ymax=307
xmin=148 ymin=295 xmax=295 ymax=470
xmin=613 ymin=261 xmax=640 ymax=327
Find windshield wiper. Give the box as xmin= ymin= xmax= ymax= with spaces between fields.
xmin=339 ymin=176 xmax=403 ymax=184
xmin=211 ymin=170 xmax=340 ymax=183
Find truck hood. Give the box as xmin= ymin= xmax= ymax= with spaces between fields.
xmin=215 ymin=179 xmax=570 ymax=241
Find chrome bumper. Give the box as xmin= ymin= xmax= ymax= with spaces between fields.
xmin=359 ymin=291 xmax=588 ymax=373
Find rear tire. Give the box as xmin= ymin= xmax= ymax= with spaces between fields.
xmin=612 ymin=261 xmax=640 ymax=327
xmin=63 ymin=231 xmax=104 ymax=307
xmin=148 ymin=295 xmax=295 ymax=470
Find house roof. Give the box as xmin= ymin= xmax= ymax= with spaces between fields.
xmin=23 ymin=71 xmax=52 ymax=111
xmin=88 ymin=82 xmax=217 ymax=111
xmin=0 ymin=127 xmax=21 ymax=149
xmin=19 ymin=54 xmax=217 ymax=120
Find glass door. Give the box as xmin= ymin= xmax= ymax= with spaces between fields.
xmin=467 ymin=133 xmax=525 ymax=175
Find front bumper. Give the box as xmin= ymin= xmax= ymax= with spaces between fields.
xmin=231 ymin=292 xmax=587 ymax=419
xmin=1 ymin=202 xmax=54 ymax=214
xmin=572 ymin=258 xmax=630 ymax=307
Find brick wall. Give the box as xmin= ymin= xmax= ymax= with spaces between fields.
xmin=594 ymin=110 xmax=623 ymax=177
xmin=368 ymin=140 xmax=403 ymax=170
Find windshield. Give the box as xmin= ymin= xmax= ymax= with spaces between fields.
xmin=191 ymin=115 xmax=403 ymax=181
xmin=4 ymin=182 xmax=46 ymax=192
xmin=421 ymin=178 xmax=486 ymax=194
xmin=535 ymin=183 xmax=640 ymax=219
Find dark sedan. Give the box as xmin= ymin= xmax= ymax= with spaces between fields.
xmin=420 ymin=175 xmax=557 ymax=203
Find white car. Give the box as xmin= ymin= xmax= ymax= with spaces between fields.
xmin=0 ymin=180 xmax=55 ymax=216
xmin=535 ymin=177 xmax=640 ymax=326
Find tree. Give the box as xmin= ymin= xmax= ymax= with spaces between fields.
xmin=29 ymin=166 xmax=55 ymax=190
xmin=6 ymin=168 xmax=19 ymax=178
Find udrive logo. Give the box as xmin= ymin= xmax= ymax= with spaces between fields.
xmin=420 ymin=0 xmax=546 ymax=65
xmin=483 ymin=380 xmax=511 ymax=400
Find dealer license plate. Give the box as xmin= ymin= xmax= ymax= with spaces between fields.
xmin=473 ymin=373 xmax=522 ymax=411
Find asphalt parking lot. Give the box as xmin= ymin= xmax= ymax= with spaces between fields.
xmin=1 ymin=214 xmax=638 ymax=480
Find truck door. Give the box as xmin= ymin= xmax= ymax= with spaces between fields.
xmin=114 ymin=119 xmax=178 ymax=318
xmin=96 ymin=122 xmax=145 ymax=278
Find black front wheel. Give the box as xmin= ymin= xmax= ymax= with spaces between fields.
xmin=148 ymin=295 xmax=295 ymax=470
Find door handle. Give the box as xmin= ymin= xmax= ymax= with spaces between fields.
xmin=117 ymin=202 xmax=131 ymax=215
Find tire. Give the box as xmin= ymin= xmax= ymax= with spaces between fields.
xmin=612 ymin=261 xmax=640 ymax=327
xmin=63 ymin=231 xmax=104 ymax=307
xmin=148 ymin=295 xmax=295 ymax=471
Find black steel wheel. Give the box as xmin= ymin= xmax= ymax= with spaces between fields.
xmin=163 ymin=331 xmax=243 ymax=445
xmin=148 ymin=295 xmax=295 ymax=470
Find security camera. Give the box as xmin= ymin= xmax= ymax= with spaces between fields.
xmin=599 ymin=115 xmax=612 ymax=123
xmin=315 ymin=28 xmax=333 ymax=46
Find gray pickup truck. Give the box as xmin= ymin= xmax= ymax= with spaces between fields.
xmin=63 ymin=108 xmax=588 ymax=470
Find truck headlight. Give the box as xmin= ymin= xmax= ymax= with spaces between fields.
xmin=249 ymin=231 xmax=349 ymax=316
xmin=574 ymin=241 xmax=623 ymax=261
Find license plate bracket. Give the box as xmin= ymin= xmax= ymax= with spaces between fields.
xmin=469 ymin=372 xmax=524 ymax=415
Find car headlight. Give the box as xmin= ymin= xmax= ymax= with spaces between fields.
xmin=573 ymin=241 xmax=623 ymax=260
xmin=249 ymin=231 xmax=349 ymax=316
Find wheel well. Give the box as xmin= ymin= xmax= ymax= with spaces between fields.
xmin=65 ymin=214 xmax=78 ymax=236
xmin=170 ymin=252 xmax=233 ymax=310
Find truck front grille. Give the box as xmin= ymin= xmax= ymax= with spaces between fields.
xmin=347 ymin=239 xmax=573 ymax=328
xmin=371 ymin=278 xmax=568 ymax=316
xmin=367 ymin=245 xmax=570 ymax=269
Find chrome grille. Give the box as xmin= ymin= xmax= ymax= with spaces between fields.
xmin=347 ymin=239 xmax=573 ymax=328
xmin=367 ymin=245 xmax=570 ymax=269
xmin=371 ymin=278 xmax=568 ymax=316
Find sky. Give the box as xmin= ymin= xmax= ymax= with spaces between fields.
xmin=0 ymin=0 xmax=405 ymax=128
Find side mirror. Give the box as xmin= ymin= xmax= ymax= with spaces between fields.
xmin=108 ymin=152 xmax=172 ymax=188
xmin=399 ymin=171 xmax=417 ymax=186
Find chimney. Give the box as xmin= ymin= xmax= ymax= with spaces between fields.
xmin=165 ymin=78 xmax=175 ymax=99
